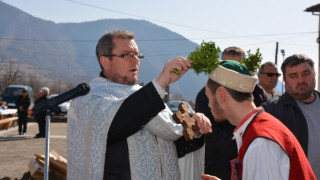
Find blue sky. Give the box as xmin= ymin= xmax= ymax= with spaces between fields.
xmin=2 ymin=0 xmax=320 ymax=89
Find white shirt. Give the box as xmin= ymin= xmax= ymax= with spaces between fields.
xmin=233 ymin=109 xmax=290 ymax=180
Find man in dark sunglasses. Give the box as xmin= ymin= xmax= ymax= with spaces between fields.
xmin=258 ymin=62 xmax=281 ymax=100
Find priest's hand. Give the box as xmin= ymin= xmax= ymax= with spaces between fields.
xmin=155 ymin=57 xmax=192 ymax=88
xmin=192 ymin=113 xmax=212 ymax=136
xmin=201 ymin=174 xmax=221 ymax=180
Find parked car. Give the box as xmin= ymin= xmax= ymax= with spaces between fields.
xmin=1 ymin=85 xmax=34 ymax=109
xmin=49 ymin=94 xmax=71 ymax=115
xmin=166 ymin=100 xmax=195 ymax=116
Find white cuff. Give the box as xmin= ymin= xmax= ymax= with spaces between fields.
xmin=152 ymin=79 xmax=168 ymax=99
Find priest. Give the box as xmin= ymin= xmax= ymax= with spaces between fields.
xmin=67 ymin=30 xmax=212 ymax=180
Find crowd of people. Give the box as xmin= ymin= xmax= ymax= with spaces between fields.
xmin=11 ymin=29 xmax=319 ymax=179
xmin=66 ymin=29 xmax=318 ymax=180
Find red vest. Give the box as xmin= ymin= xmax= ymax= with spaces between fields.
xmin=231 ymin=110 xmax=315 ymax=180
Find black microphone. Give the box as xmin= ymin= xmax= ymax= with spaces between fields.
xmin=32 ymin=83 xmax=90 ymax=115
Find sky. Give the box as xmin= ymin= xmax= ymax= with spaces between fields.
xmin=2 ymin=0 xmax=320 ymax=89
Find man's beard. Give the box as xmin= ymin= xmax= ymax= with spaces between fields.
xmin=122 ymin=76 xmax=138 ymax=85
xmin=212 ymin=97 xmax=225 ymax=122
xmin=293 ymin=79 xmax=316 ymax=101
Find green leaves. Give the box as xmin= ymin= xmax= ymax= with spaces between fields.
xmin=187 ymin=41 xmax=221 ymax=75
xmin=241 ymin=48 xmax=263 ymax=73
xmin=187 ymin=42 xmax=263 ymax=75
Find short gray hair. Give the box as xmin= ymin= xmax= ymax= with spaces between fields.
xmin=40 ymin=87 xmax=49 ymax=95
xmin=96 ymin=30 xmax=135 ymax=70
xmin=258 ymin=61 xmax=277 ymax=74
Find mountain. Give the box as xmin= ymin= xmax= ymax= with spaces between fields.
xmin=0 ymin=1 xmax=208 ymax=100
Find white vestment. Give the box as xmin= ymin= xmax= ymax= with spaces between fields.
xmin=67 ymin=77 xmax=187 ymax=180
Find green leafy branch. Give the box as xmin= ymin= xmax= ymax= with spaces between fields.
xmin=241 ymin=48 xmax=263 ymax=73
xmin=187 ymin=41 xmax=221 ymax=75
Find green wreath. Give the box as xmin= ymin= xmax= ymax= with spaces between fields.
xmin=187 ymin=41 xmax=221 ymax=75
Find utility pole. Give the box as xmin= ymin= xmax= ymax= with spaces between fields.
xmin=305 ymin=4 xmax=320 ymax=91
xmin=280 ymin=49 xmax=285 ymax=94
xmin=275 ymin=42 xmax=279 ymax=65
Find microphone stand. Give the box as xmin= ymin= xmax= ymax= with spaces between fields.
xmin=44 ymin=109 xmax=52 ymax=180
xmin=32 ymin=83 xmax=90 ymax=179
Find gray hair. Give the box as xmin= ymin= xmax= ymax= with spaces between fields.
xmin=221 ymin=46 xmax=245 ymax=60
xmin=258 ymin=61 xmax=277 ymax=74
xmin=95 ymin=30 xmax=135 ymax=69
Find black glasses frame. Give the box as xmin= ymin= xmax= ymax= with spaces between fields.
xmin=260 ymin=72 xmax=281 ymax=77
xmin=104 ymin=53 xmax=144 ymax=60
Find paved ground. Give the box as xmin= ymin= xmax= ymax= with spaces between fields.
xmin=0 ymin=116 xmax=67 ymax=180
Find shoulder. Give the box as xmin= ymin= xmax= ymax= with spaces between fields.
xmin=196 ymin=87 xmax=206 ymax=99
xmin=242 ymin=137 xmax=290 ymax=179
xmin=195 ymin=87 xmax=207 ymax=104
xmin=244 ymin=138 xmax=289 ymax=167
xmin=244 ymin=137 xmax=289 ymax=166
xmin=247 ymin=138 xmax=285 ymax=152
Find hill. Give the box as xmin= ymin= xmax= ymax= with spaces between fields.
xmin=0 ymin=1 xmax=208 ymax=100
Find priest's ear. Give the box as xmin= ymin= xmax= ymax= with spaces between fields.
xmin=99 ymin=56 xmax=111 ymax=70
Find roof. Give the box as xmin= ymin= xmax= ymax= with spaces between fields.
xmin=7 ymin=85 xmax=31 ymax=89
xmin=305 ymin=3 xmax=320 ymax=12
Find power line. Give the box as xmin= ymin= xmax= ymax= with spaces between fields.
xmin=64 ymin=0 xmax=231 ymax=36
xmin=0 ymin=46 xmax=191 ymax=58
xmin=0 ymin=31 xmax=317 ymax=42
xmin=63 ymin=0 xmax=318 ymax=45
xmin=240 ymin=32 xmax=316 ymax=47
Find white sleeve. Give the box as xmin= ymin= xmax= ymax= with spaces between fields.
xmin=144 ymin=104 xmax=183 ymax=141
xmin=242 ymin=138 xmax=290 ymax=180
xmin=152 ymin=79 xmax=167 ymax=99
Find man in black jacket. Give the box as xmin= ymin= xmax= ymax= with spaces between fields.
xmin=34 ymin=87 xmax=49 ymax=138
xmin=262 ymin=54 xmax=320 ymax=179
xmin=15 ymin=90 xmax=30 ymax=135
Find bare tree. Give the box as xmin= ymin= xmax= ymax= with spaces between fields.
xmin=27 ymin=73 xmax=42 ymax=99
xmin=64 ymin=82 xmax=76 ymax=92
xmin=49 ymin=79 xmax=63 ymax=95
xmin=0 ymin=62 xmax=22 ymax=94
xmin=49 ymin=80 xmax=77 ymax=95
xmin=4 ymin=63 xmax=22 ymax=85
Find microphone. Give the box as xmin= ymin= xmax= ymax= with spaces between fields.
xmin=32 ymin=83 xmax=90 ymax=115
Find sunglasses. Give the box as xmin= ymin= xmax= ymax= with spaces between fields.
xmin=260 ymin=72 xmax=281 ymax=77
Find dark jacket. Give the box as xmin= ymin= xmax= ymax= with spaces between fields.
xmin=15 ymin=95 xmax=30 ymax=116
xmin=34 ymin=96 xmax=48 ymax=120
xmin=253 ymin=84 xmax=268 ymax=106
xmin=262 ymin=91 xmax=320 ymax=156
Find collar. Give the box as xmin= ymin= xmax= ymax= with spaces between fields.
xmin=99 ymin=71 xmax=105 ymax=78
xmin=234 ymin=106 xmax=263 ymax=133
xmin=282 ymin=91 xmax=320 ymax=107
xmin=233 ymin=107 xmax=263 ymax=149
